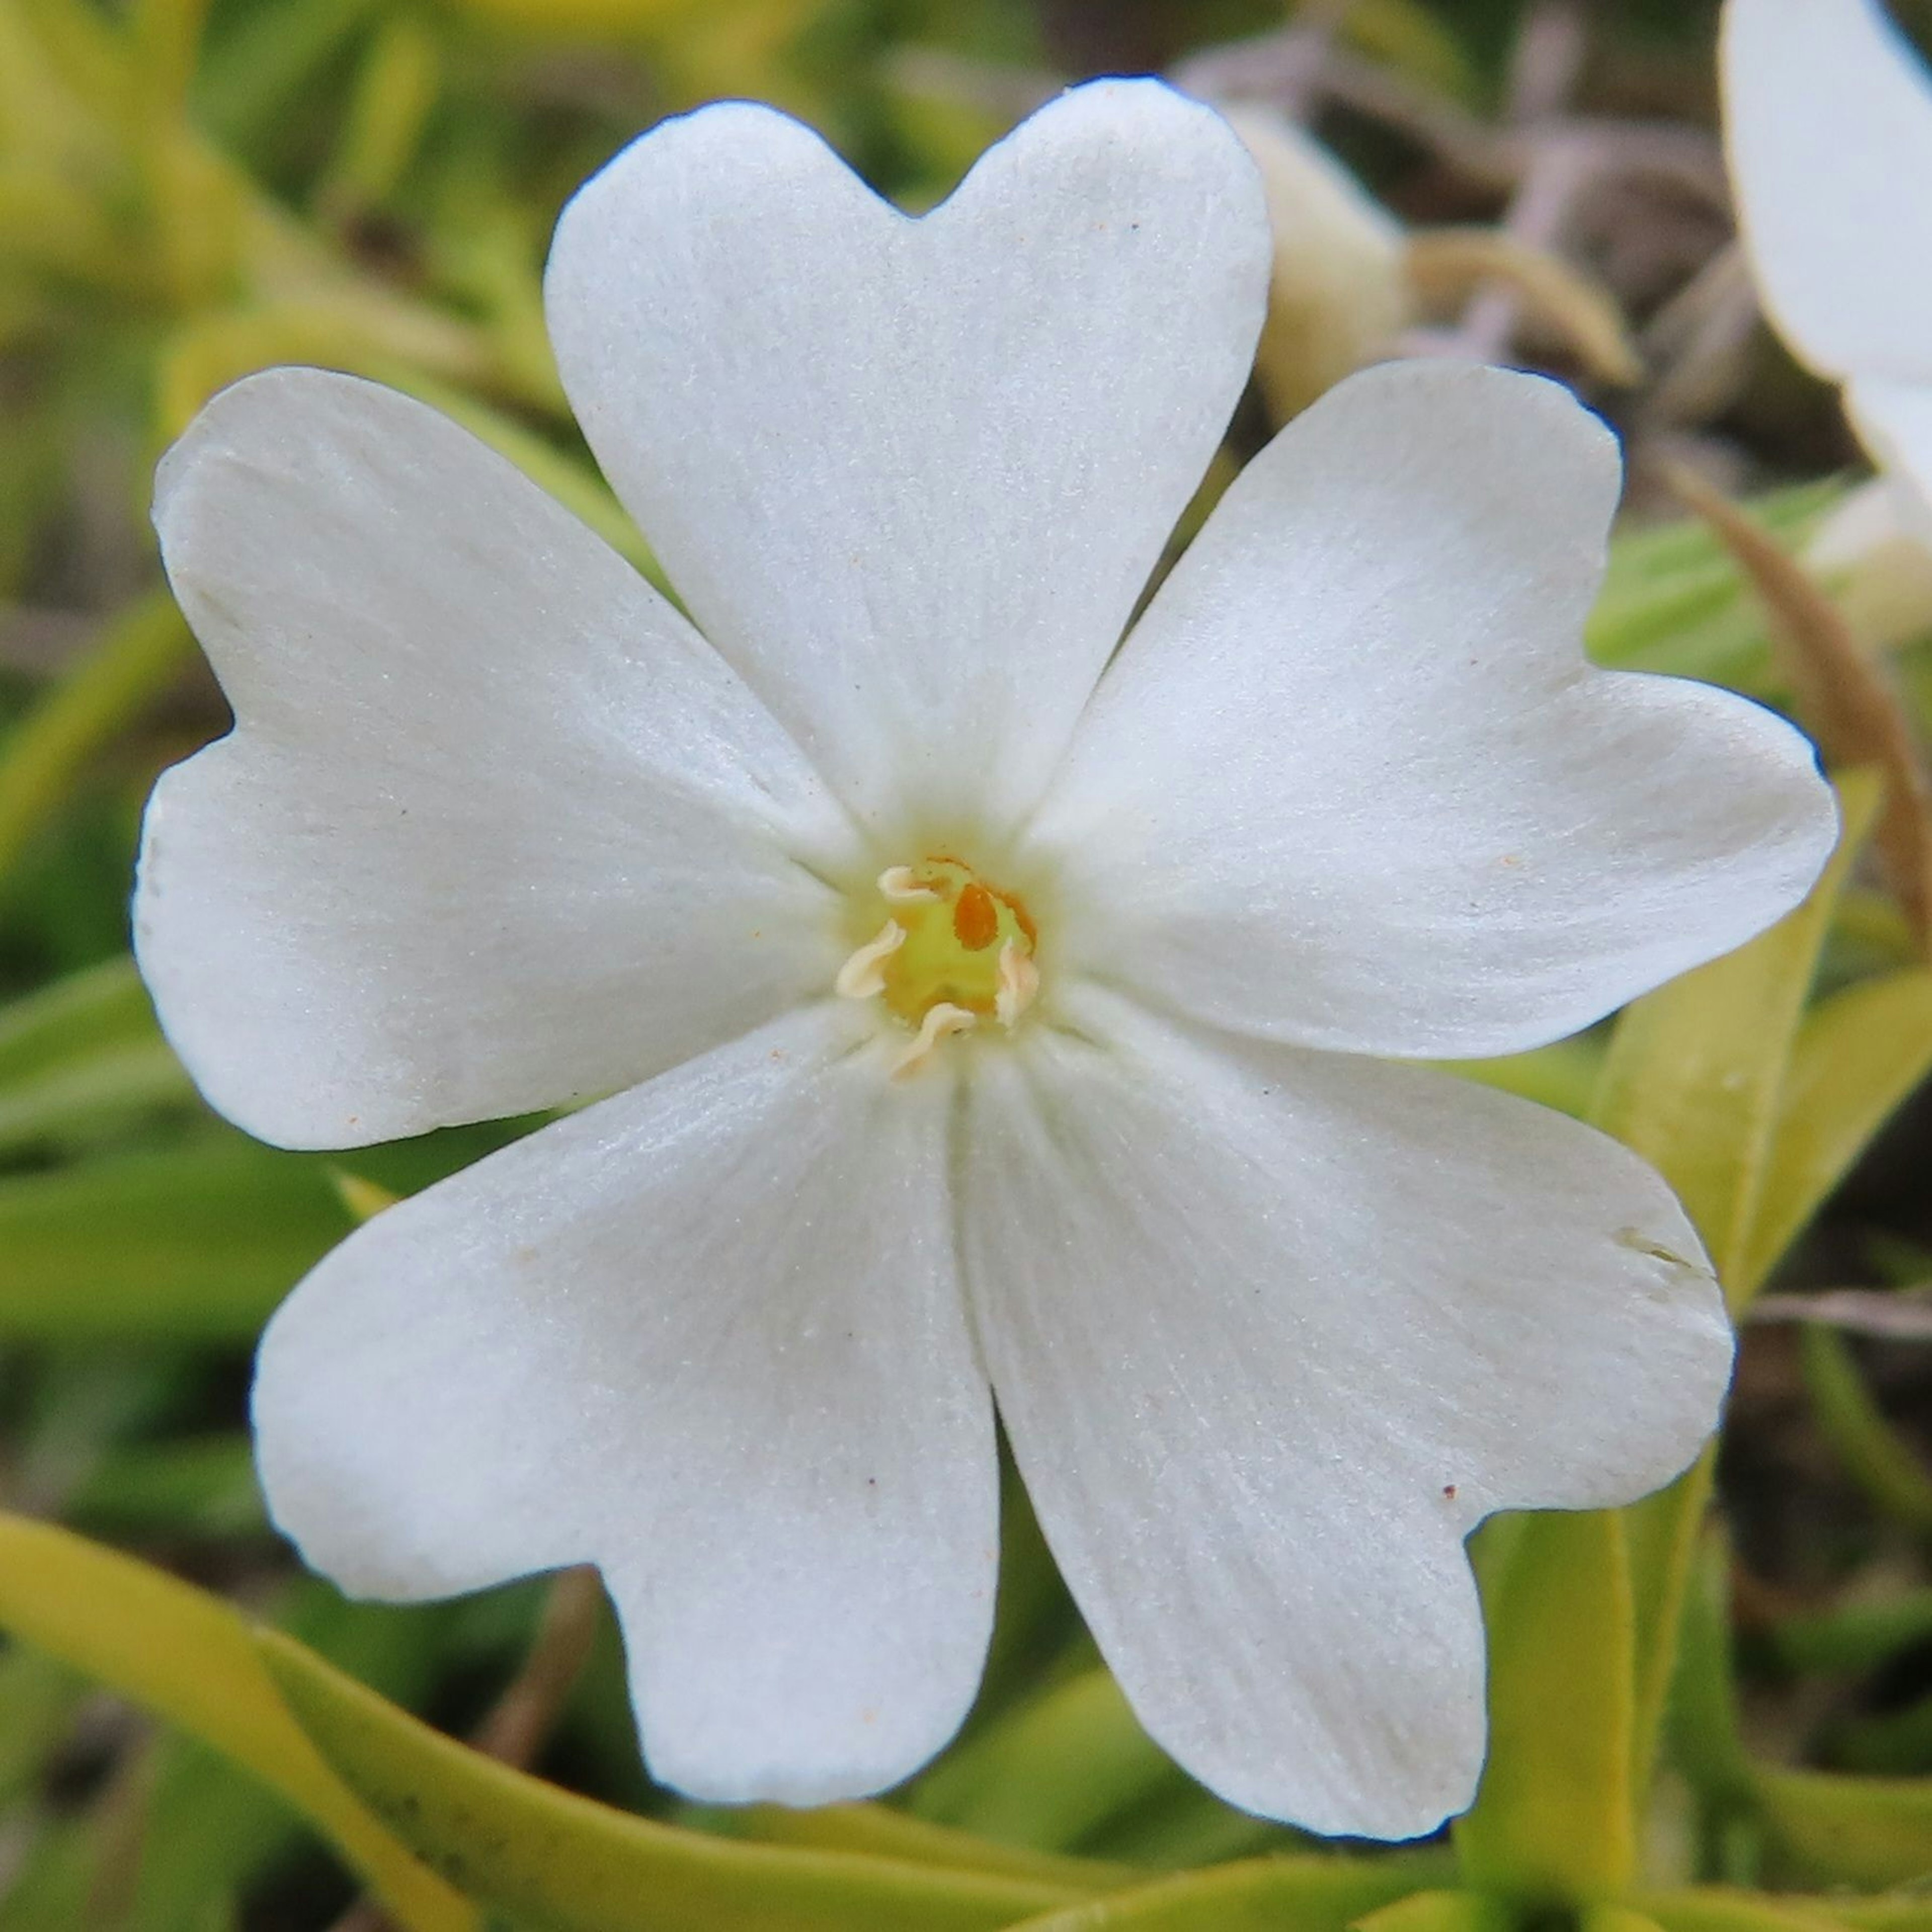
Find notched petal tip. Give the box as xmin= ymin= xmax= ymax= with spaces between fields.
xmin=545 ymin=99 xmax=858 ymax=316
xmin=152 ymin=365 xmax=388 ymax=542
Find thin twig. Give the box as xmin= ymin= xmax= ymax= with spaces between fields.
xmin=1435 ymin=1 xmax=1590 ymax=367
xmin=1668 ymin=463 xmax=1932 ymax=955
xmin=471 ymin=1566 xmax=606 ymax=1769
xmin=1636 ymin=240 xmax=1760 ymax=431
xmin=1168 ymin=0 xmax=1355 ymax=121
xmin=1752 ymin=1287 xmax=1932 ymax=1342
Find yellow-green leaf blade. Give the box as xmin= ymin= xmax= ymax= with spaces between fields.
xmin=1799 ymin=1325 xmax=1932 ymax=1529
xmin=1594 ymin=769 xmax=1877 ymax=1301
xmin=1639 ymin=1886 xmax=1861 ymax=1932
xmin=1455 ymin=1510 xmax=1635 ymax=1900
xmin=1755 ymin=1769 xmax=1932 ymax=1890
xmin=1742 ymin=968 xmax=1932 ymax=1286
xmin=258 ymin=1627 xmax=1096 ymax=1932
xmin=1599 ymin=774 xmax=1879 ymax=1803
xmin=1583 ymin=1905 xmax=1677 ymax=1932
xmin=0 ymin=1513 xmax=474 ymax=1931
xmin=0 ymin=1142 xmax=352 ymax=1339
xmin=714 ymin=1802 xmax=1138 ymax=1894
xmin=1352 ymin=1888 xmax=1516 ymax=1932
xmin=992 ymin=1854 xmax=1449 ymax=1931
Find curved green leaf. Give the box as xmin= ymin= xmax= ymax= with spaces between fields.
xmin=1799 ymin=1326 xmax=1932 ymax=1528
xmin=0 ymin=1140 xmax=351 ymax=1337
xmin=912 ymin=1667 xmax=1185 ymax=1853
xmin=1583 ymin=1906 xmax=1676 ymax=1932
xmin=0 ymin=954 xmax=157 ymax=1082
xmin=723 ymin=1801 xmax=1135 ymax=1892
xmin=1639 ymin=1887 xmax=1858 ymax=1932
xmin=1352 ymin=1888 xmax=1515 ymax=1932
xmin=1825 ymin=1898 xmax=1932 ymax=1931
xmin=0 ymin=955 xmax=194 ymax=1156
xmin=994 ymin=1855 xmax=1447 ymax=1930
xmin=258 ymin=1626 xmax=1098 ymax=1932
xmin=1744 ymin=970 xmax=1932 ymax=1286
xmin=1758 ymin=1768 xmax=1932 ymax=1889
xmin=0 ymin=1513 xmax=473 ymax=1930
xmin=1772 ymin=1590 xmax=1932 ymax=1675
xmin=0 ymin=589 xmax=191 ymax=889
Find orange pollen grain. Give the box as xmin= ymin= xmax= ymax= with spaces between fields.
xmin=953 ymin=883 xmax=999 ymax=951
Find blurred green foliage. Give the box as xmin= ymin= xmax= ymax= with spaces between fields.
xmin=9 ymin=0 xmax=1932 ymax=1928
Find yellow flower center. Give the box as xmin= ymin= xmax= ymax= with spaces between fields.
xmin=833 ymin=856 xmax=1040 ymax=1075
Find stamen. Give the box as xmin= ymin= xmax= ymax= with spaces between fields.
xmin=835 ymin=919 xmax=906 ymax=1001
xmin=890 ymin=1002 xmax=977 ymax=1078
xmin=994 ymin=941 xmax=1040 ymax=1028
xmin=878 ymin=866 xmax=940 ymax=903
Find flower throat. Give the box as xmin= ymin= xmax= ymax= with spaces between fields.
xmin=834 ymin=856 xmax=1040 ymax=1075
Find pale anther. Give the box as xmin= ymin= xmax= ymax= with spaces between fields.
xmin=878 ymin=865 xmax=940 ymax=903
xmin=834 ymin=920 xmax=906 ymax=1001
xmin=889 ymin=1002 xmax=977 ymax=1078
xmin=995 ymin=941 xmax=1041 ymax=1029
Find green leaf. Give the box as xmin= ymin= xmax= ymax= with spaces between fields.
xmin=1583 ymin=1907 xmax=1677 ymax=1932
xmin=1798 ymin=1325 xmax=1932 ymax=1530
xmin=1743 ymin=968 xmax=1932 ymax=1286
xmin=0 ymin=1140 xmax=351 ymax=1337
xmin=1770 ymin=1589 xmax=1932 ymax=1675
xmin=1664 ymin=1537 xmax=1755 ymax=1815
xmin=1827 ymin=1897 xmax=1932 ymax=1930
xmin=719 ymin=1803 xmax=1135 ymax=1893
xmin=0 ymin=590 xmax=191 ymax=890
xmin=1595 ymin=773 xmax=1880 ymax=1802
xmin=0 ymin=1512 xmax=474 ymax=1930
xmin=1444 ymin=1034 xmax=1603 ymax=1118
xmin=65 ymin=1432 xmax=265 ymax=1538
xmin=0 ymin=1033 xmax=193 ymax=1157
xmin=1594 ymin=769 xmax=1878 ymax=1301
xmin=1352 ymin=1888 xmax=1517 ymax=1932
xmin=0 ymin=955 xmax=155 ymax=1083
xmin=257 ymin=1626 xmax=1099 ymax=1932
xmin=1587 ymin=481 xmax=1839 ymax=694
xmin=1639 ymin=1886 xmax=1860 ymax=1932
xmin=1826 ymin=1687 xmax=1932 ymax=1778
xmin=0 ymin=958 xmax=194 ymax=1161
xmin=992 ymin=1855 xmax=1449 ymax=1931
xmin=0 ymin=1648 xmax=88 ymax=1809
xmin=911 ymin=1667 xmax=1187 ymax=1854
xmin=118 ymin=1732 xmax=312 ymax=1932
xmin=1455 ymin=1509 xmax=1636 ymax=1900
xmin=1756 ymin=1769 xmax=1932 ymax=1889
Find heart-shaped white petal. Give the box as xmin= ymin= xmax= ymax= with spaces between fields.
xmin=254 ymin=1003 xmax=996 ymax=1804
xmin=1025 ymin=360 xmax=1836 ymax=1060
xmin=960 ymin=987 xmax=1731 ymax=1838
xmin=1723 ymin=0 xmax=1932 ymax=387
xmin=544 ymin=80 xmax=1271 ymax=835
xmin=137 ymin=369 xmax=857 ymax=1151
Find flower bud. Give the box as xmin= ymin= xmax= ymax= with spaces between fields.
xmin=1218 ymin=103 xmax=1412 ymax=422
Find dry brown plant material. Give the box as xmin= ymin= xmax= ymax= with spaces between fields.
xmin=1669 ymin=463 xmax=1932 ymax=955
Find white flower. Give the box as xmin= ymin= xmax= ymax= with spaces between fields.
xmin=134 ymin=79 xmax=1835 ymax=1840
xmin=1723 ymin=0 xmax=1932 ymax=622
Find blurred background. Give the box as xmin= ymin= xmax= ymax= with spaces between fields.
xmin=8 ymin=0 xmax=1932 ymax=1925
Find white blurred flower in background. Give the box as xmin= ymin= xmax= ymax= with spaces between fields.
xmin=1724 ymin=0 xmax=1932 ymax=643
